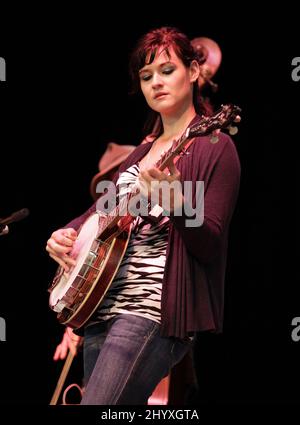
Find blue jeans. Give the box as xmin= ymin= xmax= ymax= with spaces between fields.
xmin=80 ymin=314 xmax=193 ymax=405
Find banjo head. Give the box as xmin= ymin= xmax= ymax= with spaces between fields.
xmin=49 ymin=212 xmax=101 ymax=311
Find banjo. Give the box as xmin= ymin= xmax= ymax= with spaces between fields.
xmin=48 ymin=104 xmax=241 ymax=329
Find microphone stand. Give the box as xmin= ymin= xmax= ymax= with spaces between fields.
xmin=0 ymin=208 xmax=30 ymax=236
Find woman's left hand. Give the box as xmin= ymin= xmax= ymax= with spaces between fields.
xmin=138 ymin=158 xmax=184 ymax=214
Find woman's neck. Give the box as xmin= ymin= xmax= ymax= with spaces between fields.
xmin=159 ymin=105 xmax=197 ymax=143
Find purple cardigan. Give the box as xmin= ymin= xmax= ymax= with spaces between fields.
xmin=65 ymin=132 xmax=240 ymax=338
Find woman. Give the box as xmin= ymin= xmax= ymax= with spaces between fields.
xmin=47 ymin=26 xmax=240 ymax=404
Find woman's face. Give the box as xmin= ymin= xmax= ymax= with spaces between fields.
xmin=139 ymin=46 xmax=199 ymax=116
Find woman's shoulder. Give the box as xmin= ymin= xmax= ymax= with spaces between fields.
xmin=141 ymin=134 xmax=157 ymax=144
xmin=193 ymin=131 xmax=236 ymax=152
xmin=191 ymin=132 xmax=240 ymax=171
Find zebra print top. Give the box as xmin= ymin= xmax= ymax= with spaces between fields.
xmin=92 ymin=163 xmax=169 ymax=325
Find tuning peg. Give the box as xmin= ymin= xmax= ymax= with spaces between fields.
xmin=210 ymin=134 xmax=219 ymax=144
xmin=228 ymin=125 xmax=239 ymax=136
xmin=210 ymin=129 xmax=220 ymax=144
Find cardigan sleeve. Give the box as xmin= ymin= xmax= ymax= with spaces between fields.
xmin=170 ymin=135 xmax=241 ymax=264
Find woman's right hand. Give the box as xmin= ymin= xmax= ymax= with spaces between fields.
xmin=46 ymin=228 xmax=78 ymax=272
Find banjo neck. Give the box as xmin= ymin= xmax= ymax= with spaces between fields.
xmin=97 ymin=128 xmax=192 ymax=237
xmin=96 ymin=103 xmax=241 ymax=238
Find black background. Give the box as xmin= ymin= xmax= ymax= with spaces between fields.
xmin=0 ymin=5 xmax=299 ymax=415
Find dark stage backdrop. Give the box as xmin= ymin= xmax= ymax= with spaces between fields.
xmin=0 ymin=7 xmax=299 ymax=414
